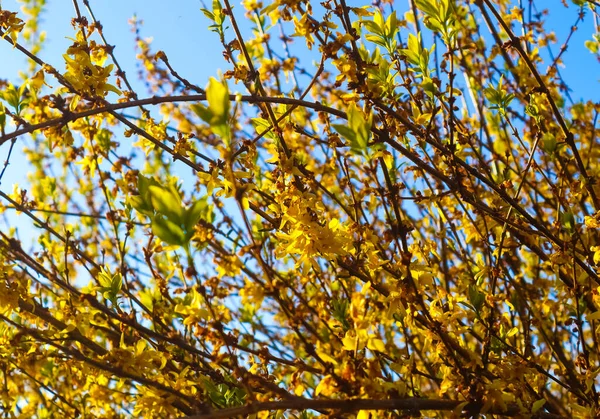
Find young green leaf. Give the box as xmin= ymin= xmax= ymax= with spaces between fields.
xmin=251 ymin=117 xmax=277 ymax=140
xmin=184 ymin=199 xmax=207 ymax=233
xmin=148 ymin=185 xmax=183 ymax=224
xmin=128 ymin=195 xmax=154 ymax=218
xmin=152 ymin=216 xmax=187 ymax=246
xmin=192 ymin=78 xmax=232 ymax=144
xmin=468 ymin=284 xmax=485 ymax=313
xmin=191 ymin=103 xmax=213 ymax=124
xmin=347 ymin=103 xmax=371 ymax=152
xmin=331 ymin=124 xmax=356 ymax=146
xmin=97 ymin=267 xmax=122 ymax=306
xmin=333 ymin=103 xmax=372 ymax=157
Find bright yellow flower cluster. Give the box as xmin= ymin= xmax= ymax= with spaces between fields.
xmin=274 ymin=187 xmax=353 ymax=267
xmin=0 ymin=10 xmax=25 ymax=43
xmin=63 ymin=32 xmax=120 ymax=98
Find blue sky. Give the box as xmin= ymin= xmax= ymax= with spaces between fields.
xmin=540 ymin=0 xmax=600 ymax=101
xmin=1 ymin=1 xmax=226 ymax=82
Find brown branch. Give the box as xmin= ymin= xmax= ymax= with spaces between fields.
xmin=3 ymin=205 xmax=146 ymax=226
xmin=0 ymin=93 xmax=345 ymax=146
xmin=182 ymin=397 xmax=564 ymax=419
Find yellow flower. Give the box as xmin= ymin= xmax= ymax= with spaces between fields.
xmin=0 ymin=10 xmax=25 ymax=44
xmin=63 ymin=32 xmax=121 ymax=98
xmin=585 ymin=214 xmax=600 ymax=229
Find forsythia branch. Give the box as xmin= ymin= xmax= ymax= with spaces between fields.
xmin=182 ymin=397 xmax=565 ymax=419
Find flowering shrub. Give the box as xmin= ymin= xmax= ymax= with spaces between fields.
xmin=0 ymin=0 xmax=599 ymax=418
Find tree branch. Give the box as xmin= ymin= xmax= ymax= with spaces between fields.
xmin=0 ymin=93 xmax=346 ymax=146
xmin=182 ymin=397 xmax=565 ymax=419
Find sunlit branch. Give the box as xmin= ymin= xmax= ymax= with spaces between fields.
xmin=183 ymin=397 xmax=565 ymax=419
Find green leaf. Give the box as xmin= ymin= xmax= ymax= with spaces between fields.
xmin=385 ymin=12 xmax=399 ymax=38
xmin=331 ymin=299 xmax=351 ymax=331
xmin=364 ymin=34 xmax=388 ymax=48
xmin=193 ymin=78 xmax=232 ymax=145
xmin=152 ymin=216 xmax=187 ymax=246
xmin=484 ymin=76 xmax=514 ymax=115
xmin=184 ymin=199 xmax=207 ymax=233
xmin=347 ymin=102 xmax=371 ymax=153
xmin=372 ymin=8 xmax=384 ymax=30
xmin=362 ymin=20 xmax=382 ymax=36
xmin=415 ymin=0 xmax=438 ymax=18
xmin=148 ymin=185 xmax=183 ymax=224
xmin=333 ymin=104 xmax=372 ymax=157
xmin=191 ymin=103 xmax=213 ymax=124
xmin=96 ymin=129 xmax=112 ymax=153
xmin=332 ymin=124 xmax=356 ymax=145
xmin=110 ymin=274 xmax=123 ymax=298
xmin=401 ymin=33 xmax=421 ymax=66
xmin=200 ymin=9 xmax=215 ymax=20
xmin=98 ymin=267 xmax=113 ymax=289
xmin=137 ymin=174 xmax=161 ymax=197
xmin=424 ymin=17 xmax=443 ymax=33
xmin=468 ymin=284 xmax=485 ymax=313
xmin=211 ymin=0 xmax=225 ymax=25
xmin=251 ymin=117 xmax=277 ymax=140
xmin=140 ymin=286 xmax=161 ymax=312
xmin=212 ymin=123 xmax=232 ymax=146
xmin=560 ymin=210 xmax=575 ymax=234
xmin=207 ymin=78 xmax=231 ymax=145
xmin=422 ymin=77 xmax=436 ymax=98
xmin=97 ymin=267 xmax=122 ymax=305
xmin=542 ymin=133 xmax=557 ymax=154
xmin=2 ymin=84 xmax=17 ymax=108
xmin=128 ymin=195 xmax=154 ymax=218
